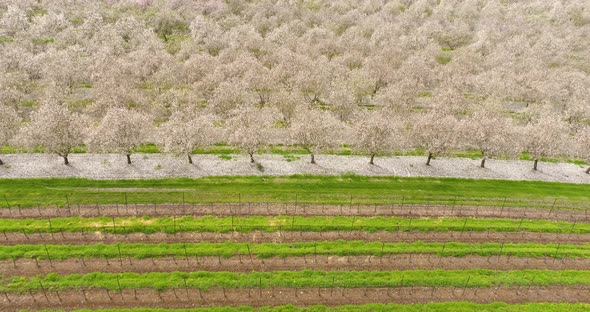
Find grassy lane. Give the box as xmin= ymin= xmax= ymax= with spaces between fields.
xmin=18 ymin=302 xmax=590 ymax=312
xmin=1 ymin=176 xmax=589 ymax=208
xmin=0 ymin=216 xmax=587 ymax=234
xmin=4 ymin=270 xmax=590 ymax=292
xmin=3 ymin=241 xmax=589 ymax=260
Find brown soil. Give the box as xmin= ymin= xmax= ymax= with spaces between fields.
xmin=1 ymin=230 xmax=589 ymax=245
xmin=1 ymin=203 xmax=587 ymax=222
xmin=3 ymin=286 xmax=590 ymax=311
xmin=2 ymin=254 xmax=589 ymax=277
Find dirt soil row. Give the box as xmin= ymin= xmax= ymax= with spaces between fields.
xmin=1 ymin=254 xmax=588 ymax=277
xmin=2 ymin=230 xmax=589 ymax=245
xmin=3 ymin=286 xmax=590 ymax=311
xmin=2 ymin=203 xmax=587 ymax=222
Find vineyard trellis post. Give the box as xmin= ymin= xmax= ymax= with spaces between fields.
xmin=462 ymin=275 xmax=471 ymax=296
xmin=182 ymin=277 xmax=189 ymax=297
xmin=38 ymin=280 xmax=49 ymax=302
xmin=116 ymin=275 xmax=124 ymax=299
xmin=117 ymin=243 xmax=123 ymax=265
xmin=48 ymin=218 xmax=53 ymax=238
xmin=44 ymin=244 xmax=52 ymax=266
xmin=553 ymin=243 xmax=561 ymax=261
xmin=247 ymin=244 xmax=253 ymax=264
xmin=173 ymin=215 xmax=177 ymax=234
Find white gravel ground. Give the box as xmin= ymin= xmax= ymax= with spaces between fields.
xmin=0 ymin=153 xmax=588 ymax=183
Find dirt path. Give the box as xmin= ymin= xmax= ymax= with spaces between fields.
xmin=3 ymin=153 xmax=590 ymax=184
xmin=3 ymin=286 xmax=590 ymax=311
xmin=2 ymin=254 xmax=589 ymax=277
xmin=2 ymin=230 xmax=589 ymax=245
xmin=2 ymin=203 xmax=587 ymax=222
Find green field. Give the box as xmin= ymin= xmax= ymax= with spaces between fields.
xmin=0 ymin=215 xmax=587 ymax=234
xmin=19 ymin=302 xmax=590 ymax=312
xmin=2 ymin=241 xmax=588 ymax=260
xmin=1 ymin=175 xmax=589 ymax=209
xmin=4 ymin=142 xmax=586 ymax=165
xmin=4 ymin=270 xmax=590 ymax=292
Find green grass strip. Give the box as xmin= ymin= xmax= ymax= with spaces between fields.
xmin=19 ymin=302 xmax=590 ymax=312
xmin=2 ymin=241 xmax=589 ymax=260
xmin=0 ymin=216 xmax=587 ymax=234
xmin=4 ymin=270 xmax=590 ymax=292
xmin=1 ymin=176 xmax=589 ymax=209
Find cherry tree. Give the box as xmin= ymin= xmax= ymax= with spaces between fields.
xmin=227 ymin=106 xmax=273 ymax=163
xmin=460 ymin=105 xmax=517 ymax=168
xmin=576 ymin=126 xmax=590 ymax=174
xmin=158 ymin=111 xmax=216 ymax=164
xmin=209 ymin=80 xmax=257 ymax=116
xmin=294 ymin=56 xmax=334 ymax=106
xmin=352 ymin=110 xmax=404 ymax=165
xmin=0 ymin=106 xmax=21 ymax=165
xmin=0 ymin=5 xmax=30 ymax=36
xmin=521 ymin=113 xmax=568 ymax=171
xmin=328 ymin=80 xmax=358 ymax=122
xmin=38 ymin=47 xmax=87 ymax=95
xmin=88 ymin=108 xmax=152 ymax=164
xmin=19 ymin=101 xmax=86 ymax=165
xmin=289 ymin=108 xmax=343 ymax=164
xmin=0 ymin=72 xmax=31 ymax=111
xmin=268 ymin=90 xmax=304 ymax=125
xmin=412 ymin=109 xmax=459 ymax=166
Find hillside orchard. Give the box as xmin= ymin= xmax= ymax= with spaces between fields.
xmin=0 ymin=0 xmax=589 ymax=171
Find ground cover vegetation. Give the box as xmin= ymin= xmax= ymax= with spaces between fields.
xmin=0 ymin=0 xmax=589 ymax=171
xmin=1 ymin=185 xmax=589 ymax=309
xmin=2 ymin=241 xmax=589 ymax=260
xmin=1 ymin=215 xmax=588 ymax=234
xmin=1 ymin=175 xmax=590 ymax=208
xmin=4 ymin=269 xmax=590 ymax=292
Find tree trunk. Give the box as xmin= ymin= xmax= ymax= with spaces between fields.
xmin=188 ymin=154 xmax=193 ymax=164
xmin=426 ymin=153 xmax=433 ymax=166
xmin=126 ymin=154 xmax=132 ymax=165
xmin=370 ymin=154 xmax=375 ymax=165
xmin=310 ymin=154 xmax=316 ymax=164
xmin=480 ymin=157 xmax=486 ymax=168
xmin=585 ymin=167 xmax=590 ymax=174
xmin=533 ymin=159 xmax=538 ymax=171
xmin=63 ymin=155 xmax=69 ymax=165
xmin=249 ymin=153 xmax=255 ymax=163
